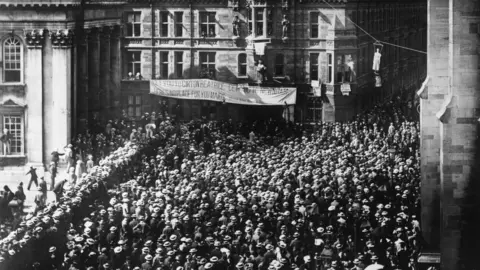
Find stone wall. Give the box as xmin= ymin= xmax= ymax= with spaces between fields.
xmin=421 ymin=0 xmax=480 ymax=268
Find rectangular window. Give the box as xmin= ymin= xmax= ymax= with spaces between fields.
xmin=267 ymin=9 xmax=273 ymax=36
xmin=200 ymin=52 xmax=216 ymax=78
xmin=238 ymin=53 xmax=247 ymax=77
xmin=310 ymin=12 xmax=319 ymax=38
xmin=126 ymin=12 xmax=141 ymax=37
xmin=310 ymin=53 xmax=319 ymax=81
xmin=248 ymin=9 xmax=253 ymax=35
xmin=200 ymin=12 xmax=216 ymax=37
xmin=160 ymin=51 xmax=169 ymax=79
xmin=327 ymin=53 xmax=333 ymax=83
xmin=336 ymin=55 xmax=344 ymax=83
xmin=274 ymin=54 xmax=285 ymax=77
xmin=175 ymin=51 xmax=183 ymax=78
xmin=160 ymin=11 xmax=169 ymax=37
xmin=2 ymin=115 xmax=23 ymax=155
xmin=174 ymin=12 xmax=183 ymax=37
xmin=127 ymin=95 xmax=142 ymax=118
xmin=127 ymin=51 xmax=141 ymax=77
xmin=255 ymin=9 xmax=264 ymax=36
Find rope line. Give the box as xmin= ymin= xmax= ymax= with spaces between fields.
xmin=321 ymin=0 xmax=428 ymax=55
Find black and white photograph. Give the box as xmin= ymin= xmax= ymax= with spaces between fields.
xmin=0 ymin=0 xmax=478 ymax=269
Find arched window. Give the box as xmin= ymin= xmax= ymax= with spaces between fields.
xmin=238 ymin=53 xmax=247 ymax=77
xmin=3 ymin=37 xmax=22 ymax=83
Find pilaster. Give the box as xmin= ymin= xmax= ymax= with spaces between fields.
xmin=88 ymin=28 xmax=101 ymax=119
xmin=110 ymin=26 xmax=122 ymax=116
xmin=24 ymin=29 xmax=45 ymax=170
xmin=100 ymin=27 xmax=112 ymax=117
xmin=50 ymin=29 xmax=73 ymax=151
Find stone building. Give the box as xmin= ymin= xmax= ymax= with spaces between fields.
xmin=0 ymin=0 xmax=123 ymax=170
xmin=0 ymin=0 xmax=427 ymax=169
xmin=419 ymin=0 xmax=480 ymax=268
xmin=118 ymin=0 xmax=427 ymax=123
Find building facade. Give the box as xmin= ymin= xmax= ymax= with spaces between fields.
xmin=118 ymin=0 xmax=426 ymax=123
xmin=419 ymin=0 xmax=480 ymax=268
xmin=0 ymin=0 xmax=123 ymax=170
xmin=0 ymin=0 xmax=426 ymax=169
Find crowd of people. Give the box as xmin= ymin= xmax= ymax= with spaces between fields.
xmin=0 ymin=98 xmax=427 ymax=270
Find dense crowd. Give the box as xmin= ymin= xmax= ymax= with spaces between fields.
xmin=0 ymin=98 xmax=424 ymax=270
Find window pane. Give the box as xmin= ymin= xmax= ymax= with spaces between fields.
xmin=208 ymin=13 xmax=215 ymax=22
xmin=175 ymin=52 xmax=183 ymax=63
xmin=255 ymin=10 xmax=264 ymax=21
xmin=208 ymin=52 xmax=215 ymax=62
xmin=134 ymin=24 xmax=141 ymax=36
xmin=4 ymin=115 xmax=23 ymax=155
xmin=135 ymin=95 xmax=142 ymax=105
xmin=200 ymin=53 xmax=207 ymax=63
xmin=239 ymin=53 xmax=247 ymax=76
xmin=310 ymin=12 xmax=318 ymax=24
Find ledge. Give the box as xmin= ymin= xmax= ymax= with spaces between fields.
xmin=435 ymin=94 xmax=453 ymax=124
xmin=0 ymin=155 xmax=27 ymax=167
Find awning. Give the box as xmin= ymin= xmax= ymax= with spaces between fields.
xmin=254 ymin=43 xmax=267 ymax=55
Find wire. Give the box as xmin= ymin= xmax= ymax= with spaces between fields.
xmin=321 ymin=0 xmax=427 ymax=55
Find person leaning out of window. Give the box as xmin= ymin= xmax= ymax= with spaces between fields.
xmin=0 ymin=129 xmax=11 ymax=155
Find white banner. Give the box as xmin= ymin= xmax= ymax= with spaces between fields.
xmin=150 ymin=79 xmax=297 ymax=106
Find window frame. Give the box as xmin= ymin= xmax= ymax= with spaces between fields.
xmin=274 ymin=54 xmax=285 ymax=77
xmin=174 ymin=12 xmax=184 ymax=37
xmin=327 ymin=53 xmax=333 ymax=84
xmin=3 ymin=37 xmax=23 ymax=84
xmin=199 ymin=52 xmax=216 ymax=78
xmin=126 ymin=94 xmax=143 ymax=118
xmin=126 ymin=12 xmax=142 ymax=37
xmin=310 ymin=12 xmax=319 ymax=38
xmin=160 ymin=51 xmax=169 ymax=79
xmin=200 ymin=12 xmax=217 ymax=38
xmin=1 ymin=114 xmax=24 ymax=156
xmin=126 ymin=51 xmax=142 ymax=77
xmin=160 ymin=11 xmax=170 ymax=37
xmin=310 ymin=53 xmax=319 ymax=81
xmin=174 ymin=51 xmax=184 ymax=78
xmin=238 ymin=53 xmax=247 ymax=77
xmin=255 ymin=8 xmax=265 ymax=36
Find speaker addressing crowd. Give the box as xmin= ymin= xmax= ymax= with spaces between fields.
xmin=0 ymin=96 xmax=425 ymax=270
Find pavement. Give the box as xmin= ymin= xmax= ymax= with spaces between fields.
xmin=0 ymin=165 xmax=70 ymax=214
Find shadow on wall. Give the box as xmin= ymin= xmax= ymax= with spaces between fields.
xmin=459 ymin=122 xmax=480 ymax=270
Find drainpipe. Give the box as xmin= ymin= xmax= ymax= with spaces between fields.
xmin=151 ymin=1 xmax=155 ymax=78
xmin=293 ymin=1 xmax=297 ymax=83
xmin=189 ymin=0 xmax=194 ymax=78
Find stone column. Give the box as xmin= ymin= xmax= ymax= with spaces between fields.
xmin=88 ymin=28 xmax=100 ymax=122
xmin=418 ymin=0 xmax=449 ymax=255
xmin=110 ymin=26 xmax=122 ymax=116
xmin=78 ymin=29 xmax=89 ymax=132
xmin=24 ymin=29 xmax=45 ymax=168
xmin=50 ymin=29 xmax=73 ymax=151
xmin=99 ymin=27 xmax=111 ymax=118
xmin=435 ymin=0 xmax=480 ymax=269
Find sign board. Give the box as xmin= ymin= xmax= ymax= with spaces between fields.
xmin=150 ymin=79 xmax=297 ymax=106
xmin=313 ymin=87 xmax=322 ymax=97
xmin=340 ymin=83 xmax=351 ymax=95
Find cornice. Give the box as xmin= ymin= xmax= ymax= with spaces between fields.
xmin=0 ymin=0 xmax=81 ymax=8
